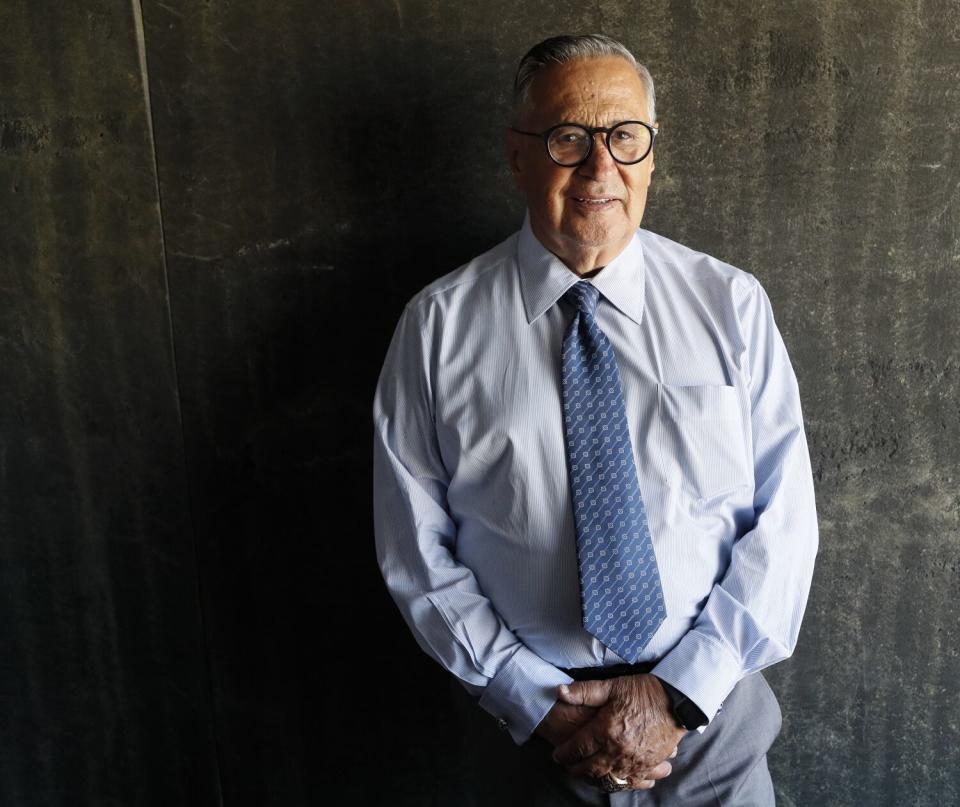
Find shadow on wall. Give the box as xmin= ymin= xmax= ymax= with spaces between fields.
xmin=326 ymin=34 xmax=522 ymax=310
xmin=162 ymin=31 xmax=524 ymax=806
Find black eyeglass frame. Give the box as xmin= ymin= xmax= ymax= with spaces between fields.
xmin=509 ymin=120 xmax=660 ymax=167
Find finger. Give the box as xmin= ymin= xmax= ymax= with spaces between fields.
xmin=669 ymin=746 xmax=678 ymax=759
xmin=567 ymin=753 xmax=613 ymax=780
xmin=645 ymin=760 xmax=673 ymax=780
xmin=557 ymin=679 xmax=612 ymax=707
xmin=553 ymin=702 xmax=597 ymax=722
xmin=607 ymin=759 xmax=672 ymax=792
xmin=552 ymin=730 xmax=602 ymax=765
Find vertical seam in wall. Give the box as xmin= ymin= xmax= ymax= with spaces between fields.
xmin=131 ymin=2 xmax=226 ymax=805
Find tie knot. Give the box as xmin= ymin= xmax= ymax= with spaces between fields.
xmin=564 ymin=281 xmax=600 ymax=317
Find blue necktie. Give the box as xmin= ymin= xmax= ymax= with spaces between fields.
xmin=561 ymin=281 xmax=665 ymax=662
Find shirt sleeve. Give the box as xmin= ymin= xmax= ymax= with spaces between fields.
xmin=652 ymin=276 xmax=819 ymax=722
xmin=372 ymin=300 xmax=573 ymax=745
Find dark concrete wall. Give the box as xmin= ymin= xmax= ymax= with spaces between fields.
xmin=0 ymin=2 xmax=221 ymax=805
xmin=1 ymin=1 xmax=958 ymax=805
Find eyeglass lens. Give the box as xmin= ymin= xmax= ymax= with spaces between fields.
xmin=547 ymin=123 xmax=652 ymax=166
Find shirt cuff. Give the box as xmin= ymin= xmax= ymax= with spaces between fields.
xmin=477 ymin=645 xmax=574 ymax=745
xmin=650 ymin=630 xmax=743 ymax=725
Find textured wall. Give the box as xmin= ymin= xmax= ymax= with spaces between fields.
xmin=0 ymin=2 xmax=221 ymax=805
xmin=1 ymin=1 xmax=958 ymax=805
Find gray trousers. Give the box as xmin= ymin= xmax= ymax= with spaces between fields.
xmin=443 ymin=672 xmax=782 ymax=807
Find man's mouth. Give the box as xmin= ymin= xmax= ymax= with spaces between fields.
xmin=572 ymin=196 xmax=618 ymax=208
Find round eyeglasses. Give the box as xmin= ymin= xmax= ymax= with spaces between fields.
xmin=510 ymin=120 xmax=659 ymax=167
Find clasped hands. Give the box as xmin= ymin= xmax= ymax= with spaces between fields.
xmin=535 ymin=673 xmax=686 ymax=791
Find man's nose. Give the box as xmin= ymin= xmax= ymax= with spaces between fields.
xmin=577 ymin=133 xmax=619 ymax=177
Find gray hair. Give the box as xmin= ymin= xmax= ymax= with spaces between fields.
xmin=512 ymin=34 xmax=656 ymax=125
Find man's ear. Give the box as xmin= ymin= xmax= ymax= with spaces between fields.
xmin=506 ymin=127 xmax=526 ymax=190
xmin=649 ymin=120 xmax=658 ymax=174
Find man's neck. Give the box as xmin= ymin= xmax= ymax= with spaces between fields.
xmin=528 ymin=223 xmax=631 ymax=277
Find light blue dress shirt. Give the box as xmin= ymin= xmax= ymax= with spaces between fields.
xmin=373 ymin=214 xmax=818 ymax=745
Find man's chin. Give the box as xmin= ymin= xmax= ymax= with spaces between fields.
xmin=560 ymin=226 xmax=630 ymax=251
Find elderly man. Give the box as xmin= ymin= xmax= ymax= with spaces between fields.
xmin=373 ymin=34 xmax=818 ymax=806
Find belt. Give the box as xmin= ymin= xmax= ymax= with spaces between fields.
xmin=559 ymin=661 xmax=656 ymax=681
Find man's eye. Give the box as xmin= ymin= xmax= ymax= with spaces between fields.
xmin=613 ymin=130 xmax=637 ymax=141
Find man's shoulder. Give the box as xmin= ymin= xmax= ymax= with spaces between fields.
xmin=406 ymin=231 xmax=518 ymax=314
xmin=637 ymin=228 xmax=759 ymax=295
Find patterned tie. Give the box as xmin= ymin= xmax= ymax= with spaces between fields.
xmin=561 ymin=280 xmax=665 ymax=662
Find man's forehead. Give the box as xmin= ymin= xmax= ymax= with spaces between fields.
xmin=527 ymin=57 xmax=649 ymax=122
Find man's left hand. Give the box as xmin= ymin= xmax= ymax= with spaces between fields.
xmin=551 ymin=674 xmax=686 ymax=784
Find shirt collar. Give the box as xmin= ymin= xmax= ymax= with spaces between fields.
xmin=516 ymin=211 xmax=646 ymax=327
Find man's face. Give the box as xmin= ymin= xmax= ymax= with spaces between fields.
xmin=508 ymin=57 xmax=656 ymax=271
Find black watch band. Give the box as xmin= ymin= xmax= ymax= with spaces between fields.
xmin=656 ymin=678 xmax=708 ymax=731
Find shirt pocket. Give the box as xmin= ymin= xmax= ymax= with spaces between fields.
xmin=658 ymin=383 xmax=751 ymax=501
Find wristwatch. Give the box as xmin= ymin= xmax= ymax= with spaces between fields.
xmin=656 ymin=678 xmax=708 ymax=731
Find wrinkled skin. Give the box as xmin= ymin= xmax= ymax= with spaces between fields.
xmin=507 ymin=56 xmax=656 ymax=276
xmin=536 ymin=674 xmax=685 ymax=790
xmin=534 ymin=700 xmax=598 ymax=748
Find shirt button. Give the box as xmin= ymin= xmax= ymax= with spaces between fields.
xmin=495 ymin=717 xmax=509 ymax=732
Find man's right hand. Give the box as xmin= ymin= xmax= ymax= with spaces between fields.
xmin=534 ymin=700 xmax=597 ymax=748
xmin=552 ymin=676 xmax=684 ymax=790
xmin=534 ymin=699 xmax=678 ymax=791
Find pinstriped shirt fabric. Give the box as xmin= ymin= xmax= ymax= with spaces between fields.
xmin=372 ymin=213 xmax=819 ymax=745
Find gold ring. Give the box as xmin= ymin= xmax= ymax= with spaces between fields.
xmin=598 ymin=773 xmax=630 ymax=792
